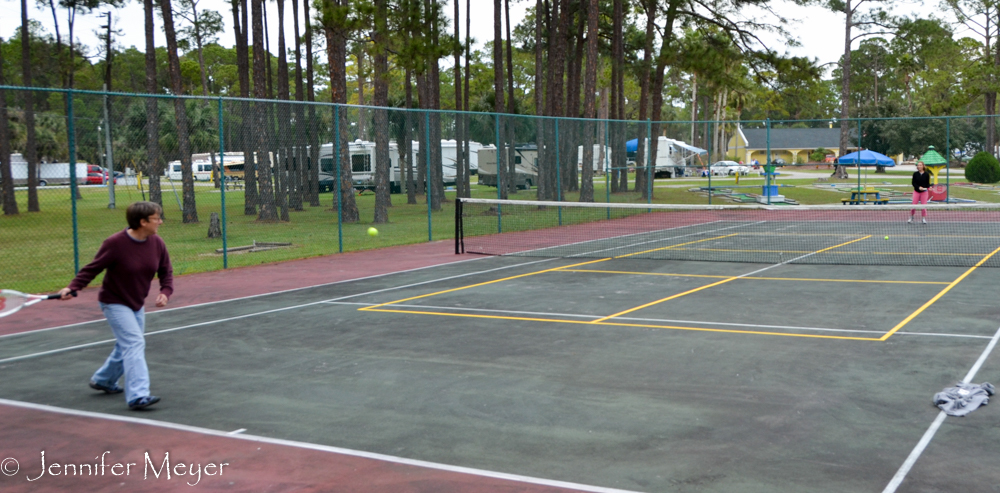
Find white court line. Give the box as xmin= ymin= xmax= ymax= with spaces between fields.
xmin=882 ymin=323 xmax=1000 ymax=493
xmin=2 ymin=254 xmax=494 ymax=338
xmin=509 ymin=219 xmax=725 ymax=256
xmin=0 ymin=258 xmax=557 ymax=364
xmin=0 ymin=398 xmax=642 ymax=493
xmin=326 ymin=301 xmax=993 ymax=339
xmin=228 ymin=428 xmax=247 ymax=435
xmin=568 ymin=221 xmax=765 ymax=258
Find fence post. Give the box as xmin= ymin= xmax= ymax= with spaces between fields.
xmin=646 ymin=118 xmax=652 ymax=204
xmin=218 ymin=97 xmax=227 ymax=269
xmin=604 ymin=116 xmax=610 ymax=213
xmin=555 ymin=118 xmax=562 ymax=225
xmin=68 ymin=89 xmax=79 ymax=273
xmin=335 ymin=105 xmax=343 ymax=253
xmin=946 ymin=117 xmax=951 ymax=203
xmin=494 ymin=112 xmax=501 ymax=233
xmin=426 ymin=111 xmax=432 ymax=241
xmin=766 ymin=118 xmax=771 ymax=206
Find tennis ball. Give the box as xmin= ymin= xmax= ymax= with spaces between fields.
xmin=884 ymin=236 xmax=889 ymax=240
xmin=368 ymin=227 xmax=379 ymax=237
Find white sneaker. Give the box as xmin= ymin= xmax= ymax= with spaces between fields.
xmin=907 ymin=217 xmax=913 ymax=224
xmin=922 ymin=218 xmax=927 ymax=224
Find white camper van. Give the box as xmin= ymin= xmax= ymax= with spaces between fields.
xmin=577 ymin=145 xmax=613 ymax=173
xmin=166 ymin=160 xmax=215 ymax=181
xmin=318 ymin=140 xmax=403 ymax=193
xmin=477 ymin=145 xmax=538 ymax=189
xmin=632 ymin=137 xmax=707 ymax=178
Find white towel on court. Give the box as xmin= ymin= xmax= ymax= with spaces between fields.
xmin=933 ymin=382 xmax=994 ymax=417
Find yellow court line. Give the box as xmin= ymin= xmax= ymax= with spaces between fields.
xmin=557 ymin=269 xmax=951 ymax=285
xmin=666 ymin=248 xmax=989 ymax=257
xmin=588 ymin=235 xmax=872 ymax=324
xmin=613 ymin=234 xmax=738 ymax=258
xmin=364 ymin=307 xmax=881 ymax=341
xmin=588 ymin=277 xmax=742 ymax=323
xmin=358 ymin=258 xmax=611 ymax=311
xmin=879 ymin=244 xmax=1000 ymax=341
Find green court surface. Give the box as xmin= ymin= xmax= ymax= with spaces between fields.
xmin=1 ymin=253 xmax=998 ymax=492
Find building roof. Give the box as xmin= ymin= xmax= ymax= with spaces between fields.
xmin=741 ymin=128 xmax=858 ymax=150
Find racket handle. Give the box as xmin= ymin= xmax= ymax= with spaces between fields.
xmin=46 ymin=290 xmax=77 ymax=300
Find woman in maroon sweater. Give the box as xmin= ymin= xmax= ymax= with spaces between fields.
xmin=58 ymin=201 xmax=172 ymax=410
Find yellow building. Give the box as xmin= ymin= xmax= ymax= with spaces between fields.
xmin=728 ymin=127 xmax=859 ymax=165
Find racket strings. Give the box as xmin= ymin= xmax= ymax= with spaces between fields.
xmin=0 ymin=291 xmax=29 ymax=316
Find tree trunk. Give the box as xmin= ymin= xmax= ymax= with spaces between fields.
xmin=0 ymin=36 xmax=15 ymax=215
xmin=534 ymin=0 xmax=545 ymax=199
xmin=373 ymin=0 xmax=391 ymax=223
xmin=276 ymin=0 xmax=291 ymax=221
xmin=493 ymin=0 xmax=508 ymax=199
xmin=161 ymin=0 xmax=198 ymax=222
xmin=252 ymin=0 xmax=278 ymax=220
xmin=144 ymin=0 xmax=162 ymax=207
xmin=544 ymin=0 xmax=568 ymax=201
xmin=634 ymin=0 xmax=655 ymax=197
xmin=356 ymin=45 xmax=366 ymax=140
xmin=565 ymin=3 xmax=585 ymax=193
xmin=323 ymin=0 xmax=359 ymax=222
xmin=505 ymin=0 xmax=517 ymax=195
xmin=428 ymin=0 xmax=444 ymax=210
xmin=291 ymin=0 xmax=305 ymax=211
xmin=579 ymin=0 xmax=598 ymax=202
xmin=453 ymin=0 xmax=465 ymax=198
xmin=463 ymin=0 xmax=473 ymax=198
xmin=303 ymin=0 xmax=319 ymax=206
xmin=21 ymin=0 xmax=39 ymax=212
xmin=835 ymin=0 xmax=852 ymax=179
xmin=405 ymin=68 xmax=417 ymax=205
xmin=609 ymin=0 xmax=622 ymax=194
xmin=233 ymin=0 xmax=258 ymax=214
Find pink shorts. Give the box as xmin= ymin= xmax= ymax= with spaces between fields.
xmin=912 ymin=190 xmax=929 ymax=205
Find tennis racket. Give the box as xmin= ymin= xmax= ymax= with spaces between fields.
xmin=0 ymin=289 xmax=76 ymax=318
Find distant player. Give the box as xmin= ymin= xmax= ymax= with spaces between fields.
xmin=58 ymin=201 xmax=172 ymax=410
xmin=909 ymin=161 xmax=930 ymax=224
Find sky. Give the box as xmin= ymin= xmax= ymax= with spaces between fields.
xmin=0 ymin=0 xmax=949 ymax=76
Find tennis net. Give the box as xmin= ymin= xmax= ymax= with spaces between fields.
xmin=455 ymin=198 xmax=1000 ymax=267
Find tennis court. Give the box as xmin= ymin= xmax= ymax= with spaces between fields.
xmin=1 ymin=201 xmax=998 ymax=492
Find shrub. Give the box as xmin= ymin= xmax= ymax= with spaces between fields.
xmin=965 ymin=152 xmax=1000 ymax=183
xmin=810 ymin=148 xmax=830 ymax=162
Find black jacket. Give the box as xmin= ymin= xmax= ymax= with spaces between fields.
xmin=912 ymin=171 xmax=930 ymax=192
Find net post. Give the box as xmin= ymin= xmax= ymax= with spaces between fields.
xmin=455 ymin=197 xmax=463 ymax=254
xmin=335 ymin=104 xmax=343 ymax=253
xmin=218 ymin=96 xmax=227 ymax=269
xmin=68 ymin=88 xmax=79 ymax=274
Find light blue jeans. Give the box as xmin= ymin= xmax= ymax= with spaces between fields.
xmin=92 ymin=303 xmax=150 ymax=403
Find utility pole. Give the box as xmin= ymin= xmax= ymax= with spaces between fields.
xmin=102 ymin=11 xmax=116 ymax=209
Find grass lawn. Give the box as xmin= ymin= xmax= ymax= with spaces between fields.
xmin=3 ymin=173 xmax=999 ymax=293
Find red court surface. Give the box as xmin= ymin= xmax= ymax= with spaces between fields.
xmin=0 ymin=402 xmax=599 ymax=492
xmin=2 ymin=240 xmax=465 ymax=336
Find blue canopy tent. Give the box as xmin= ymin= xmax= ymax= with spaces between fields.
xmin=836 ymin=150 xmax=895 ymax=166
xmin=837 ymin=150 xmax=895 ymax=191
xmin=626 ymin=138 xmax=638 ymax=153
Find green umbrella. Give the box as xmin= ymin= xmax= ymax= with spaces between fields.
xmin=919 ymin=146 xmax=947 ymax=165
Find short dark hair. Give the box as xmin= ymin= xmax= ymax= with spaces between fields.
xmin=126 ymin=201 xmax=163 ymax=230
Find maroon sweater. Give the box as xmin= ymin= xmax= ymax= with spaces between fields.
xmin=69 ymin=230 xmax=174 ymax=311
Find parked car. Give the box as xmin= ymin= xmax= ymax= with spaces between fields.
xmin=85 ymin=172 xmax=106 ymax=185
xmin=709 ymin=160 xmax=750 ymax=176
